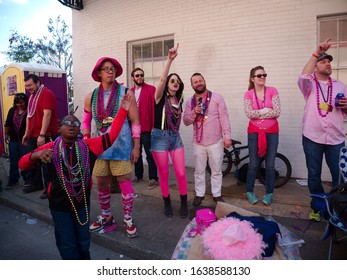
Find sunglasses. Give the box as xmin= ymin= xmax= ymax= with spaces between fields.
xmin=134 ymin=74 xmax=144 ymax=78
xmin=253 ymin=74 xmax=267 ymax=78
xmin=61 ymin=120 xmax=81 ymax=127
xmin=169 ymin=79 xmax=181 ymax=84
xmin=100 ymin=67 xmax=116 ymax=73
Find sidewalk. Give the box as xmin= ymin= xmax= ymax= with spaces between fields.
xmin=0 ymin=157 xmax=345 ymax=260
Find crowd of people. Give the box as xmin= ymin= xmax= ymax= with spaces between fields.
xmin=1 ymin=39 xmax=347 ymax=259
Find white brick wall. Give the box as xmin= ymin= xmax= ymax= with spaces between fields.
xmin=72 ymin=0 xmax=347 ymax=180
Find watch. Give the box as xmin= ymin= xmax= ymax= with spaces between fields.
xmin=39 ymin=134 xmax=45 ymax=138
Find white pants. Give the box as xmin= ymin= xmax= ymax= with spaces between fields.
xmin=193 ymin=139 xmax=224 ymax=197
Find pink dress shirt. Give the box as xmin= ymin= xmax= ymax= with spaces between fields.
xmin=183 ymin=92 xmax=232 ymax=145
xmin=297 ymin=74 xmax=347 ymax=145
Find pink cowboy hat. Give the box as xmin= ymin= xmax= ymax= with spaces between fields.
xmin=91 ymin=57 xmax=123 ymax=82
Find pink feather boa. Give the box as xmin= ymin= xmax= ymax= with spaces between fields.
xmin=202 ymin=217 xmax=266 ymax=260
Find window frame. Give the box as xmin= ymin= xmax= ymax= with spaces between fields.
xmin=127 ymin=35 xmax=175 ymax=87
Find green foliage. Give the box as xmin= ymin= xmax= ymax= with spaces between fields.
xmin=3 ymin=15 xmax=73 ymax=99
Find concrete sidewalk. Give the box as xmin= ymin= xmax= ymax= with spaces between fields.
xmin=0 ymin=157 xmax=346 ymax=260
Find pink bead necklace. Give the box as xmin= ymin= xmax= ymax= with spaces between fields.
xmin=314 ymin=75 xmax=332 ymax=117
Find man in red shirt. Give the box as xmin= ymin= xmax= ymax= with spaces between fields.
xmin=130 ymin=68 xmax=159 ymax=189
xmin=22 ymin=74 xmax=58 ymax=198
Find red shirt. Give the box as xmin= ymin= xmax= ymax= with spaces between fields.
xmin=130 ymin=83 xmax=155 ymax=132
xmin=28 ymin=87 xmax=59 ymax=138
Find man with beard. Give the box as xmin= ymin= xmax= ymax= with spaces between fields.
xmin=297 ymin=38 xmax=347 ymax=222
xmin=130 ymin=68 xmax=159 ymax=189
xmin=183 ymin=73 xmax=232 ymax=206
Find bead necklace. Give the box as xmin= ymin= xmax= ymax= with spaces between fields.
xmin=314 ymin=75 xmax=333 ymax=117
xmin=192 ymin=91 xmax=212 ymax=143
xmin=164 ymin=96 xmax=182 ymax=132
xmin=92 ymin=83 xmax=120 ymax=133
xmin=52 ymin=137 xmax=90 ymax=226
xmin=13 ymin=109 xmax=26 ymax=135
xmin=254 ymin=87 xmax=266 ymax=110
xmin=27 ymin=85 xmax=44 ymax=118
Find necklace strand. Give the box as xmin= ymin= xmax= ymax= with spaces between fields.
xmin=27 ymin=85 xmax=44 ymax=118
xmin=53 ymin=138 xmax=90 ymax=226
xmin=314 ymin=76 xmax=333 ymax=117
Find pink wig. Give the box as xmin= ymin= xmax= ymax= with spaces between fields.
xmin=202 ymin=217 xmax=266 ymax=260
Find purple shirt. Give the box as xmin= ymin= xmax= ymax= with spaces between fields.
xmin=297 ymin=74 xmax=347 ymax=145
xmin=183 ymin=91 xmax=232 ymax=145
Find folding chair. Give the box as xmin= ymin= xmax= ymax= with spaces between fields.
xmin=311 ymin=193 xmax=347 ymax=259
xmin=309 ymin=147 xmax=347 ymax=259
xmin=339 ymin=146 xmax=347 ymax=184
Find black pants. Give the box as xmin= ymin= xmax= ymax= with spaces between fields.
xmin=134 ymin=132 xmax=158 ymax=181
xmin=27 ymin=136 xmax=52 ymax=190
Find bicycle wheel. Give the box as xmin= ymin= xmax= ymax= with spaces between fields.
xmin=206 ymin=148 xmax=233 ymax=177
xmin=257 ymin=153 xmax=292 ymax=188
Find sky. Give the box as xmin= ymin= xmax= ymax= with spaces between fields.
xmin=0 ymin=0 xmax=72 ymax=67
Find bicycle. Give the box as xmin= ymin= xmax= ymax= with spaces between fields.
xmin=206 ymin=139 xmax=292 ymax=188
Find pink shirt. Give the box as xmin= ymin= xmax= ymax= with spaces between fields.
xmin=183 ymin=92 xmax=232 ymax=145
xmin=244 ymin=86 xmax=280 ymax=129
xmin=297 ymin=74 xmax=347 ymax=145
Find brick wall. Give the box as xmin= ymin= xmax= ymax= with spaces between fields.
xmin=72 ymin=0 xmax=347 ymax=180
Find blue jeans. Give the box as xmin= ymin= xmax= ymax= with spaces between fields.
xmin=246 ymin=133 xmax=279 ymax=194
xmin=151 ymin=128 xmax=184 ymax=152
xmin=8 ymin=141 xmax=31 ymax=183
xmin=302 ymin=136 xmax=344 ymax=209
xmin=50 ymin=207 xmax=91 ymax=260
xmin=134 ymin=132 xmax=158 ymax=180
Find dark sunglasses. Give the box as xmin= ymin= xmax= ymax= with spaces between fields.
xmin=134 ymin=74 xmax=144 ymax=78
xmin=253 ymin=74 xmax=267 ymax=78
xmin=61 ymin=120 xmax=81 ymax=127
xmin=169 ymin=79 xmax=181 ymax=84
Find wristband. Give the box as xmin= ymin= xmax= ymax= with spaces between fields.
xmin=39 ymin=134 xmax=45 ymax=138
xmin=312 ymin=53 xmax=319 ymax=59
xmin=131 ymin=124 xmax=141 ymax=138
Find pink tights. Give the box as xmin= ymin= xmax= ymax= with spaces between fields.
xmin=152 ymin=147 xmax=187 ymax=197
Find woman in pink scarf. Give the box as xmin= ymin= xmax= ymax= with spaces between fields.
xmin=243 ymin=66 xmax=281 ymax=205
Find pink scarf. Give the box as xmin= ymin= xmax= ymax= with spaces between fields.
xmin=247 ymin=122 xmax=279 ymax=157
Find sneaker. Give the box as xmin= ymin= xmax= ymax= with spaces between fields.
xmin=262 ymin=193 xmax=273 ymax=206
xmin=23 ymin=179 xmax=31 ymax=188
xmin=23 ymin=185 xmax=44 ymax=193
xmin=132 ymin=177 xmax=143 ymax=184
xmin=123 ymin=219 xmax=138 ymax=238
xmin=193 ymin=196 xmax=204 ymax=207
xmin=89 ymin=215 xmax=117 ymax=233
xmin=148 ymin=179 xmax=159 ymax=189
xmin=246 ymin=192 xmax=259 ymax=205
xmin=39 ymin=191 xmax=48 ymax=199
xmin=5 ymin=180 xmax=18 ymax=190
xmin=309 ymin=210 xmax=321 ymax=222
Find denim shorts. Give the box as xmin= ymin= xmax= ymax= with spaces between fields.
xmin=151 ymin=128 xmax=184 ymax=152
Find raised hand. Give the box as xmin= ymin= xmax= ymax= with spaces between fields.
xmin=168 ymin=43 xmax=179 ymax=60
xmin=316 ymin=38 xmax=332 ymax=54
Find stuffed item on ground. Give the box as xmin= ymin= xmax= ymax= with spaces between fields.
xmin=202 ymin=217 xmax=266 ymax=259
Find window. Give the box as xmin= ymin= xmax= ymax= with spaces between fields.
xmin=127 ymin=36 xmax=174 ymax=86
xmin=318 ymin=15 xmax=347 ymax=85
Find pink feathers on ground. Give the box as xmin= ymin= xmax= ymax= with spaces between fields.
xmin=202 ymin=217 xmax=266 ymax=260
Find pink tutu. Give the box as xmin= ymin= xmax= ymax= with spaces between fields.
xmin=202 ymin=217 xmax=266 ymax=260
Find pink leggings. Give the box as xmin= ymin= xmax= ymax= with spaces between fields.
xmin=152 ymin=147 xmax=187 ymax=197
